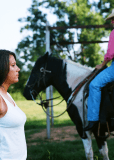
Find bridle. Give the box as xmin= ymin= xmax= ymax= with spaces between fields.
xmin=26 ymin=56 xmax=97 ymax=119
xmin=30 ymin=64 xmax=62 ymax=107
xmin=26 ymin=60 xmax=69 ymax=118
xmin=27 ymin=62 xmax=50 ymax=90
xmin=26 ymin=58 xmax=77 ymax=118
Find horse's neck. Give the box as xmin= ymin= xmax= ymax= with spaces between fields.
xmin=51 ymin=58 xmax=92 ymax=101
xmin=66 ymin=60 xmax=93 ymax=91
xmin=51 ymin=58 xmax=72 ymax=101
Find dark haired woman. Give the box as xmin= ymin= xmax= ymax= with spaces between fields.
xmin=84 ymin=9 xmax=114 ymax=131
xmin=0 ymin=50 xmax=27 ymax=159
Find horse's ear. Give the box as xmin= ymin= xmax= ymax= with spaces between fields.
xmin=44 ymin=52 xmax=49 ymax=60
xmin=44 ymin=52 xmax=52 ymax=61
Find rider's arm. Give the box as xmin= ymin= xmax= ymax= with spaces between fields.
xmin=95 ymin=60 xmax=108 ymax=69
xmin=101 ymin=60 xmax=108 ymax=66
xmin=104 ymin=29 xmax=114 ymax=62
xmin=95 ymin=29 xmax=114 ymax=70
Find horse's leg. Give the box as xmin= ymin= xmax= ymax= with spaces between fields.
xmin=93 ymin=130 xmax=109 ymax=160
xmin=82 ymin=131 xmax=94 ymax=160
xmin=67 ymin=104 xmax=94 ymax=160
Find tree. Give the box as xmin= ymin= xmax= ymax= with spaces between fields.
xmin=97 ymin=0 xmax=114 ymax=14
xmin=42 ymin=0 xmax=106 ymax=67
xmin=16 ymin=0 xmax=47 ymax=68
xmin=17 ymin=0 xmax=109 ymax=68
xmin=94 ymin=0 xmax=114 ymax=28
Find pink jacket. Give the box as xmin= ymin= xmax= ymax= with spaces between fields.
xmin=104 ymin=29 xmax=114 ymax=62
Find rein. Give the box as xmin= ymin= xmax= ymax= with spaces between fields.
xmin=28 ymin=59 xmax=96 ymax=118
xmin=27 ymin=60 xmax=69 ymax=118
xmin=30 ymin=90 xmax=68 ymax=118
xmin=28 ymin=58 xmax=77 ymax=118
xmin=30 ymin=88 xmax=78 ymax=118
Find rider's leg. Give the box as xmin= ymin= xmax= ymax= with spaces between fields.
xmin=87 ymin=61 xmax=114 ymax=122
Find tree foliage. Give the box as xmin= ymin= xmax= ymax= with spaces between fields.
xmin=16 ymin=0 xmax=112 ymax=68
xmin=16 ymin=0 xmax=47 ymax=65
xmin=41 ymin=0 xmax=107 ymax=67
xmin=15 ymin=0 xmax=114 ymax=93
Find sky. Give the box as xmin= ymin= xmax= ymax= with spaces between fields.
xmin=0 ymin=0 xmax=109 ymax=54
xmin=0 ymin=0 xmax=32 ymax=51
xmin=0 ymin=0 xmax=57 ymax=52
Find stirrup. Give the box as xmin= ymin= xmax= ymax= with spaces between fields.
xmin=98 ymin=122 xmax=110 ymax=139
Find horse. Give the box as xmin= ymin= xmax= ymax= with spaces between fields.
xmin=23 ymin=52 xmax=110 ymax=160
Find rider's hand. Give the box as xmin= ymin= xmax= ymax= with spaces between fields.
xmin=95 ymin=64 xmax=103 ymax=70
xmin=95 ymin=60 xmax=108 ymax=70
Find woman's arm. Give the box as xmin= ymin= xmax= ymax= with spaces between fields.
xmin=0 ymin=96 xmax=8 ymax=118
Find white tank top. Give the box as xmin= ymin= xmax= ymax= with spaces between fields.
xmin=0 ymin=92 xmax=27 ymax=160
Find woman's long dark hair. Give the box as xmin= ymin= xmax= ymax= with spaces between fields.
xmin=0 ymin=50 xmax=16 ymax=86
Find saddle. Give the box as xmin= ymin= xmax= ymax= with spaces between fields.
xmin=83 ymin=65 xmax=114 ymax=136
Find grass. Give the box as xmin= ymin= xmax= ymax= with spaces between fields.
xmin=16 ymin=100 xmax=73 ymax=130
xmin=11 ymin=92 xmax=114 ymax=160
xmin=26 ymin=139 xmax=114 ymax=160
xmin=27 ymin=140 xmax=87 ymax=160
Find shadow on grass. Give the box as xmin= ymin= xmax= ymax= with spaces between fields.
xmin=27 ymin=140 xmax=86 ymax=160
xmin=25 ymin=118 xmax=114 ymax=159
xmin=27 ymin=138 xmax=114 ymax=160
xmin=26 ymin=127 xmax=114 ymax=160
xmin=27 ymin=139 xmax=114 ymax=160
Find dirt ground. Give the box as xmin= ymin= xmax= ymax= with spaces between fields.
xmin=27 ymin=126 xmax=114 ymax=146
xmin=29 ymin=126 xmax=78 ymax=142
xmin=27 ymin=126 xmax=93 ymax=146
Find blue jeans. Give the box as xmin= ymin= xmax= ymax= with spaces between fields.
xmin=87 ymin=61 xmax=114 ymax=121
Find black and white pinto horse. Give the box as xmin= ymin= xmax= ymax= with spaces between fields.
xmin=24 ymin=52 xmax=110 ymax=160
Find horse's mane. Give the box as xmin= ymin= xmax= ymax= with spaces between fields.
xmin=65 ymin=59 xmax=93 ymax=71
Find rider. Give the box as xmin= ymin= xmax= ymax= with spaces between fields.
xmin=84 ymin=9 xmax=114 ymax=131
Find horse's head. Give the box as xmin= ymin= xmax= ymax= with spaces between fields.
xmin=23 ymin=52 xmax=53 ymax=100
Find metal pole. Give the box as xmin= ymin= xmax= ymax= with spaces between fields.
xmin=50 ymin=85 xmax=54 ymax=126
xmin=46 ymin=21 xmax=51 ymax=139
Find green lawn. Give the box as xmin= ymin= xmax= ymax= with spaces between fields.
xmin=14 ymin=99 xmax=114 ymax=160
xmin=16 ymin=100 xmax=74 ymax=130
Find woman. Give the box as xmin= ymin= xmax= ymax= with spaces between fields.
xmin=0 ymin=50 xmax=27 ymax=159
xmin=84 ymin=9 xmax=114 ymax=131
